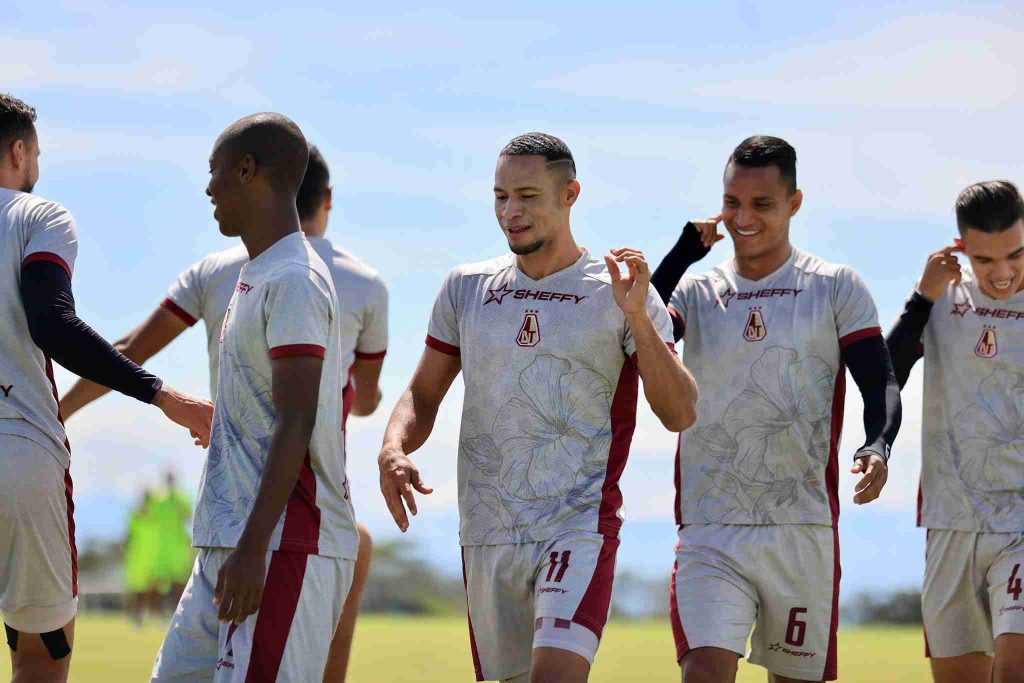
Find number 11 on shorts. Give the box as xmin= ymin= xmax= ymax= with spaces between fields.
xmin=545 ymin=551 xmax=571 ymax=583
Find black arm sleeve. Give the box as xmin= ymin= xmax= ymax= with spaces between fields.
xmin=842 ymin=334 xmax=902 ymax=462
xmin=651 ymin=222 xmax=715 ymax=341
xmin=884 ymin=291 xmax=933 ymax=389
xmin=20 ymin=260 xmax=163 ymax=404
xmin=650 ymin=222 xmax=713 ymax=304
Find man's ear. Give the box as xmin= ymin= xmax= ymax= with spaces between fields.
xmin=324 ymin=186 xmax=333 ymax=212
xmin=788 ymin=188 xmax=804 ymax=217
xmin=237 ymin=154 xmax=257 ymax=184
xmin=565 ymin=179 xmax=581 ymax=208
xmin=8 ymin=139 xmax=26 ymax=170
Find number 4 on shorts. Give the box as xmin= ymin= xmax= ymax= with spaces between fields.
xmin=1009 ymin=563 xmax=1023 ymax=601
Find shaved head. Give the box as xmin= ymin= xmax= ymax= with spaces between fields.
xmin=213 ymin=113 xmax=308 ymax=193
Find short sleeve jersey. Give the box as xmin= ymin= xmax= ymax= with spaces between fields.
xmin=163 ymin=244 xmax=248 ymax=400
xmin=164 ymin=238 xmax=388 ymax=411
xmin=426 ymin=250 xmax=673 ymax=546
xmin=0 ymin=188 xmax=79 ymax=467
xmin=669 ymin=248 xmax=880 ymax=528
xmin=919 ymin=268 xmax=1024 ymax=532
xmin=192 ymin=233 xmax=357 ymax=559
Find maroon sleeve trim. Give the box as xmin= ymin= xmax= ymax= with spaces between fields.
xmin=425 ymin=335 xmax=460 ymax=357
xmin=269 ymin=344 xmax=326 ymax=360
xmin=666 ymin=342 xmax=676 ymax=352
xmin=355 ymin=349 xmax=387 ymax=361
xmin=839 ymin=326 xmax=883 ymax=349
xmin=23 ymin=252 xmax=72 ymax=279
xmin=667 ymin=306 xmax=685 ymax=334
xmin=160 ymin=298 xmax=198 ymax=327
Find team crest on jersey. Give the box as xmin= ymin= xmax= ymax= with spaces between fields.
xmin=517 ymin=309 xmax=541 ymax=347
xmin=975 ymin=325 xmax=998 ymax=358
xmin=744 ymin=307 xmax=767 ymax=342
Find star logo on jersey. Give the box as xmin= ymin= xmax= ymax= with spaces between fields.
xmin=721 ymin=288 xmax=737 ymax=308
xmin=975 ymin=325 xmax=998 ymax=358
xmin=485 ymin=283 xmax=515 ymax=305
xmin=951 ymin=301 xmax=972 ymax=317
xmin=517 ymin=310 xmax=541 ymax=347
xmin=744 ymin=307 xmax=767 ymax=342
xmin=769 ymin=642 xmax=783 ymax=652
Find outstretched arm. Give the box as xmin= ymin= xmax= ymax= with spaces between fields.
xmin=651 ymin=219 xmax=723 ymax=342
xmin=60 ymin=304 xmax=190 ymax=418
xmin=843 ymin=333 xmax=902 ymax=505
xmin=607 ymin=248 xmax=697 ymax=432
xmin=20 ymin=260 xmax=211 ymax=445
xmin=215 ymin=354 xmax=323 ymax=624
xmin=378 ymin=347 xmax=461 ymax=531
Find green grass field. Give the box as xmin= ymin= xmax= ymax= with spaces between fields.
xmin=0 ymin=614 xmax=929 ymax=682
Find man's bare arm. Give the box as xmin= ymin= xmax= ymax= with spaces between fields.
xmin=378 ymin=347 xmax=461 ymax=531
xmin=349 ymin=356 xmax=385 ymax=417
xmin=214 ymin=355 xmax=323 ymax=624
xmin=629 ymin=306 xmax=698 ymax=432
xmin=61 ymin=304 xmax=189 ymax=418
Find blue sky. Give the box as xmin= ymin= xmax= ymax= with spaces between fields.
xmin=5 ymin=1 xmax=1021 ymax=598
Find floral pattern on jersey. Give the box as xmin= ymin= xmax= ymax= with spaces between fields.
xmin=461 ymin=354 xmax=614 ymax=544
xmin=926 ymin=368 xmax=1024 ymax=530
xmin=690 ymin=346 xmax=834 ymax=524
xmin=194 ymin=353 xmax=275 ymax=545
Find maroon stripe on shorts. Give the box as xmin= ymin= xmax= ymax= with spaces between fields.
xmin=823 ymin=523 xmax=841 ymax=680
xmin=571 ymin=536 xmax=619 ymax=639
xmin=597 ymin=359 xmax=639 ymax=537
xmin=64 ymin=469 xmax=78 ymax=597
xmin=669 ymin=557 xmax=690 ymax=662
xmin=460 ymin=549 xmax=484 ymax=681
xmin=245 ymin=552 xmax=309 ymax=683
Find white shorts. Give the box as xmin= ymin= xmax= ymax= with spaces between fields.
xmin=151 ymin=547 xmax=353 ymax=682
xmin=670 ymin=524 xmax=839 ymax=681
xmin=461 ymin=532 xmax=618 ymax=681
xmin=0 ymin=435 xmax=78 ymax=633
xmin=923 ymin=529 xmax=1024 ymax=658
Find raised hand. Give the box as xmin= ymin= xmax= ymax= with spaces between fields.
xmin=689 ymin=214 xmax=726 ymax=250
xmin=851 ymin=452 xmax=888 ymax=505
xmin=605 ymin=247 xmax=652 ymax=317
xmin=378 ymin=445 xmax=433 ymax=532
xmin=153 ymin=386 xmax=214 ymax=447
xmin=916 ymin=244 xmax=963 ymax=302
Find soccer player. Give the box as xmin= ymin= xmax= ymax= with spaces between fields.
xmin=885 ymin=180 xmax=1024 ymax=683
xmin=0 ymin=93 xmax=213 ymax=683
xmin=651 ymin=136 xmax=901 ymax=682
xmin=148 ymin=113 xmax=358 ymax=682
xmin=60 ymin=143 xmax=385 ymax=682
xmin=377 ymin=132 xmax=698 ymax=683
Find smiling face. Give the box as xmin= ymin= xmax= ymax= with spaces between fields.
xmin=493 ymin=154 xmax=578 ymax=256
xmin=721 ymin=162 xmax=802 ymax=263
xmin=205 ymin=141 xmax=253 ymax=237
xmin=960 ymin=220 xmax=1024 ymax=299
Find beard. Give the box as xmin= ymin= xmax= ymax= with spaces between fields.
xmin=509 ymin=238 xmax=545 ymax=256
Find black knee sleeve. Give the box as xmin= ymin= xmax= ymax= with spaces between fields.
xmin=40 ymin=627 xmax=71 ymax=660
xmin=4 ymin=623 xmax=17 ymax=651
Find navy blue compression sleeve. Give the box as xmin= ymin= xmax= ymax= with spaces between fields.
xmin=884 ymin=291 xmax=932 ymax=389
xmin=842 ymin=333 xmax=902 ymax=462
xmin=651 ymin=222 xmax=713 ymax=304
xmin=20 ymin=260 xmax=163 ymax=404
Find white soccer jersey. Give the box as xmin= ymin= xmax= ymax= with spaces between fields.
xmin=192 ymin=233 xmax=357 ymax=559
xmin=426 ymin=249 xmax=674 ymax=546
xmin=164 ymin=238 xmax=388 ymax=415
xmin=0 ymin=188 xmax=78 ymax=467
xmin=919 ymin=268 xmax=1024 ymax=532
xmin=669 ymin=248 xmax=880 ymax=528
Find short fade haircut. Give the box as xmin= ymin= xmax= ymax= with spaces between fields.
xmin=955 ymin=180 xmax=1024 ymax=234
xmin=0 ymin=93 xmax=38 ymax=156
xmin=500 ymin=132 xmax=576 ymax=181
xmin=215 ymin=113 xmax=308 ymax=193
xmin=296 ymin=144 xmax=330 ymax=221
xmin=728 ymin=135 xmax=797 ymax=194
